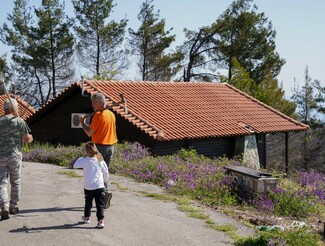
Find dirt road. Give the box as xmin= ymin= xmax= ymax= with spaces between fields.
xmin=0 ymin=161 xmax=254 ymax=246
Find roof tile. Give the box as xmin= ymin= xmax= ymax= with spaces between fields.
xmin=0 ymin=95 xmax=36 ymax=120
xmin=81 ymin=80 xmax=308 ymax=141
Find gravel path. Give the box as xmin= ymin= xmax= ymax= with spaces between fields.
xmin=0 ymin=161 xmax=255 ymax=246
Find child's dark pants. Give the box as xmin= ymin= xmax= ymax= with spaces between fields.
xmin=84 ymin=188 xmax=105 ymax=221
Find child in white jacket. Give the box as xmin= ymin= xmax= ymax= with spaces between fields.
xmin=74 ymin=141 xmax=109 ymax=229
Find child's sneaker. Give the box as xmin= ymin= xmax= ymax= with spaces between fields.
xmin=81 ymin=216 xmax=90 ymax=224
xmin=96 ymin=219 xmax=105 ymax=229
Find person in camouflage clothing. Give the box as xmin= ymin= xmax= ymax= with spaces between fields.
xmin=0 ymin=98 xmax=33 ymax=220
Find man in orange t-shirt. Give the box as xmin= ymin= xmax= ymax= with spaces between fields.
xmin=80 ymin=93 xmax=117 ymax=167
xmin=80 ymin=93 xmax=116 ymax=208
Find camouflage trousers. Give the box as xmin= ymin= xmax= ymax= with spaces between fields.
xmin=0 ymin=154 xmax=22 ymax=210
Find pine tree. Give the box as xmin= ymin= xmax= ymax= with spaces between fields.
xmin=290 ymin=66 xmax=324 ymax=170
xmin=215 ymin=0 xmax=285 ymax=84
xmin=0 ymin=55 xmax=11 ymax=82
xmin=128 ymin=0 xmax=182 ymax=81
xmin=0 ymin=0 xmax=74 ymax=106
xmin=177 ymin=0 xmax=284 ymax=85
xmin=291 ymin=66 xmax=323 ymax=127
xmin=73 ymin=0 xmax=128 ymax=78
xmin=34 ymin=0 xmax=75 ymax=97
xmin=178 ymin=25 xmax=220 ymax=82
xmin=0 ymin=0 xmax=44 ymax=106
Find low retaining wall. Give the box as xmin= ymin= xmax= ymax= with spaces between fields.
xmin=225 ymin=166 xmax=278 ymax=197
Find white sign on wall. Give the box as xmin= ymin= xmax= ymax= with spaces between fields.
xmin=71 ymin=113 xmax=92 ymax=128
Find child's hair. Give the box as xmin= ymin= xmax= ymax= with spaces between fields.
xmin=85 ymin=141 xmax=99 ymax=157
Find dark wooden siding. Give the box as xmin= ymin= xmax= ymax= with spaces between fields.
xmin=151 ymin=140 xmax=186 ymax=156
xmin=116 ymin=115 xmax=155 ymax=146
xmin=117 ymin=113 xmax=237 ymax=158
xmin=28 ymin=89 xmax=93 ymax=146
xmin=141 ymin=137 xmax=236 ymax=158
xmin=189 ymin=137 xmax=236 ymax=158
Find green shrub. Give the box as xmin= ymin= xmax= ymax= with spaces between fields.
xmin=270 ymin=191 xmax=318 ymax=218
xmin=235 ymin=228 xmax=320 ymax=246
xmin=268 ymin=178 xmax=319 ymax=218
xmin=177 ymin=148 xmax=200 ymax=161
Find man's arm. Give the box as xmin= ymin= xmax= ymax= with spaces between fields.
xmin=80 ymin=115 xmax=95 ymax=137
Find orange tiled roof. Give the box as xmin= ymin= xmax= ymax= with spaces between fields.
xmin=0 ymin=95 xmax=36 ymax=120
xmin=78 ymin=80 xmax=308 ymax=141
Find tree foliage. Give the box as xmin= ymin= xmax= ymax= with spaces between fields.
xmin=291 ymin=66 xmax=324 ymax=128
xmin=128 ymin=0 xmax=182 ymax=81
xmin=0 ymin=55 xmax=11 ymax=82
xmin=256 ymin=73 xmax=296 ymax=118
xmin=73 ymin=0 xmax=128 ymax=78
xmin=34 ymin=0 xmax=75 ymax=97
xmin=178 ymin=0 xmax=285 ymax=86
xmin=221 ymin=58 xmax=256 ymax=95
xmin=215 ymin=0 xmax=285 ymax=84
xmin=0 ymin=0 xmax=74 ymax=107
xmin=178 ymin=25 xmax=220 ymax=82
xmin=0 ymin=0 xmax=36 ymax=100
xmin=1 ymin=0 xmax=322 ymax=127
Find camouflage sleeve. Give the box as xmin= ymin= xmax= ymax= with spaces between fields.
xmin=19 ymin=118 xmax=31 ymax=136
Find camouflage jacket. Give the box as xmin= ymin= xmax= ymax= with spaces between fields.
xmin=0 ymin=115 xmax=30 ymax=157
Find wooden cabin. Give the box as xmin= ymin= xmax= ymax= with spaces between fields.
xmin=26 ymin=80 xmax=309 ymax=168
